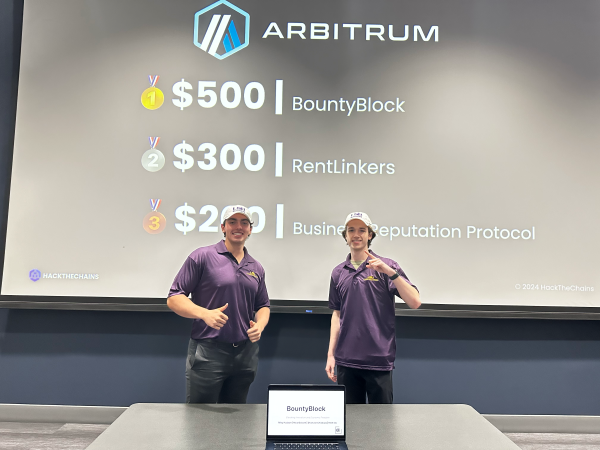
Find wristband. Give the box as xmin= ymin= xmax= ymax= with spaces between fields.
xmin=389 ymin=271 xmax=400 ymax=280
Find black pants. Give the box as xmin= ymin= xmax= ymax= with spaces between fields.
xmin=186 ymin=338 xmax=259 ymax=404
xmin=337 ymin=365 xmax=393 ymax=404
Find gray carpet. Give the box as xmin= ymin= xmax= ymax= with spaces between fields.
xmin=1 ymin=422 xmax=600 ymax=449
xmin=0 ymin=422 xmax=109 ymax=450
xmin=505 ymin=433 xmax=600 ymax=450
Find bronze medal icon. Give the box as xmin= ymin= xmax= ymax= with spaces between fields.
xmin=143 ymin=199 xmax=166 ymax=234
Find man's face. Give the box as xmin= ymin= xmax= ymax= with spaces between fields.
xmin=221 ymin=213 xmax=252 ymax=244
xmin=345 ymin=219 xmax=371 ymax=252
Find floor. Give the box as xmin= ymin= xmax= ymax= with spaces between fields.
xmin=0 ymin=423 xmax=599 ymax=450
xmin=505 ymin=433 xmax=600 ymax=450
xmin=0 ymin=422 xmax=108 ymax=450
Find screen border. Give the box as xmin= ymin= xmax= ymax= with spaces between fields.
xmin=266 ymin=384 xmax=346 ymax=442
xmin=1 ymin=0 xmax=600 ymax=320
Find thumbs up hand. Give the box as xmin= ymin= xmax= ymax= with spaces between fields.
xmin=247 ymin=319 xmax=263 ymax=343
xmin=201 ymin=303 xmax=229 ymax=329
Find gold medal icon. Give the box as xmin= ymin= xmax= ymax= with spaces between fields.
xmin=143 ymin=199 xmax=166 ymax=234
xmin=141 ymin=76 xmax=164 ymax=110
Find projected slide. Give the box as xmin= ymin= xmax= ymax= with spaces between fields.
xmin=2 ymin=0 xmax=599 ymax=308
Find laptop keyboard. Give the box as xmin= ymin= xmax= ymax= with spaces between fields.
xmin=274 ymin=444 xmax=340 ymax=450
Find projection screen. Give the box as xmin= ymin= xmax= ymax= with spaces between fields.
xmin=2 ymin=0 xmax=599 ymax=315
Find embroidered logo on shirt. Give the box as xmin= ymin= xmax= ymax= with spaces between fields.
xmin=363 ymin=275 xmax=379 ymax=282
xmin=247 ymin=271 xmax=258 ymax=279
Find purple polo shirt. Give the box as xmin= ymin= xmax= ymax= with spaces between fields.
xmin=168 ymin=240 xmax=270 ymax=343
xmin=329 ymin=251 xmax=417 ymax=371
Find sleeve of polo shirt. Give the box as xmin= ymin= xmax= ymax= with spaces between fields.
xmin=387 ymin=260 xmax=419 ymax=298
xmin=168 ymin=254 xmax=204 ymax=298
xmin=254 ymin=271 xmax=270 ymax=311
xmin=328 ymin=276 xmax=341 ymax=310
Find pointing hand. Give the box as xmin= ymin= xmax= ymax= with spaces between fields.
xmin=364 ymin=250 xmax=394 ymax=277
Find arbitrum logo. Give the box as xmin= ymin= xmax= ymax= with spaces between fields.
xmin=194 ymin=0 xmax=250 ymax=60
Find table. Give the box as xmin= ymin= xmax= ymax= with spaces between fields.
xmin=87 ymin=403 xmax=520 ymax=449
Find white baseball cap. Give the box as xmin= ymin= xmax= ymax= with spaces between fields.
xmin=222 ymin=205 xmax=254 ymax=225
xmin=344 ymin=212 xmax=372 ymax=227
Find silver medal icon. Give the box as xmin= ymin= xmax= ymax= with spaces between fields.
xmin=142 ymin=148 xmax=165 ymax=172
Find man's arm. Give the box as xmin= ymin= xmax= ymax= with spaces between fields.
xmin=364 ymin=250 xmax=421 ymax=309
xmin=325 ymin=310 xmax=341 ymax=382
xmin=390 ymin=276 xmax=420 ymax=309
xmin=167 ymin=294 xmax=229 ymax=329
xmin=247 ymin=306 xmax=270 ymax=342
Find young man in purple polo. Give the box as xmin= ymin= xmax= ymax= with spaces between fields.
xmin=326 ymin=212 xmax=420 ymax=404
xmin=167 ymin=205 xmax=270 ymax=403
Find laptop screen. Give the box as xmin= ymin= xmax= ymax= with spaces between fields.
xmin=267 ymin=385 xmax=345 ymax=439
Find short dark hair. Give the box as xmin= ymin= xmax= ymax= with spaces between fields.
xmin=342 ymin=225 xmax=377 ymax=247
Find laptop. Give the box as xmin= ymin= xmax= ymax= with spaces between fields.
xmin=266 ymin=384 xmax=348 ymax=450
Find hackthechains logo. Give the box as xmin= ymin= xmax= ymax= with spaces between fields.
xmin=194 ymin=0 xmax=250 ymax=60
xmin=28 ymin=269 xmax=99 ymax=281
xmin=29 ymin=269 xmax=41 ymax=282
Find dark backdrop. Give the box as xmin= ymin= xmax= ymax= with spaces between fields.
xmin=1 ymin=0 xmax=600 ymax=415
xmin=1 ymin=308 xmax=600 ymax=414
